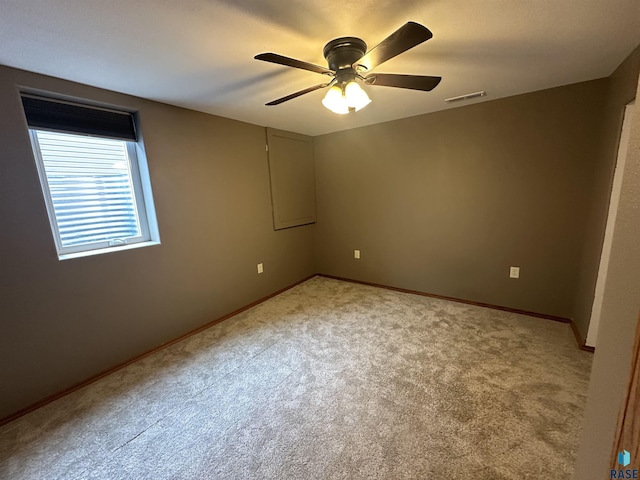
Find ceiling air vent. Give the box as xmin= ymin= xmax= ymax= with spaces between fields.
xmin=444 ymin=91 xmax=487 ymax=104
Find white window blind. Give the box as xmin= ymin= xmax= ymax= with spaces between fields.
xmin=32 ymin=130 xmax=145 ymax=248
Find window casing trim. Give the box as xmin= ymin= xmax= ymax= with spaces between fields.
xmin=28 ymin=129 xmax=160 ymax=259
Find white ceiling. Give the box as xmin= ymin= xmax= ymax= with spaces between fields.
xmin=1 ymin=0 xmax=639 ymax=136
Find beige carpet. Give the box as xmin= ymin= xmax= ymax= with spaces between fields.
xmin=0 ymin=276 xmax=592 ymax=479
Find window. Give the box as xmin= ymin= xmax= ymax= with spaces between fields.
xmin=22 ymin=95 xmax=159 ymax=259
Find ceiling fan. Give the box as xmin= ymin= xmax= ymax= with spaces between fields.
xmin=254 ymin=21 xmax=441 ymax=114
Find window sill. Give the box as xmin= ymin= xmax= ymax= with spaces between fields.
xmin=58 ymin=241 xmax=161 ymax=261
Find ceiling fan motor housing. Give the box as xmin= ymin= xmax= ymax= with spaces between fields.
xmin=323 ymin=37 xmax=367 ymax=75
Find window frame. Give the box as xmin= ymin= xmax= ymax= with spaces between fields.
xmin=22 ymin=95 xmax=160 ymax=260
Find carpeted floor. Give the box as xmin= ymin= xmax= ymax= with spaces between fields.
xmin=0 ymin=276 xmax=592 ymax=479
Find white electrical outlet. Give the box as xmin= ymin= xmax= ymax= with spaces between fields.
xmin=354 ymin=249 xmax=360 ymax=259
xmin=510 ymin=266 xmax=520 ymax=279
xmin=257 ymin=263 xmax=264 ymax=274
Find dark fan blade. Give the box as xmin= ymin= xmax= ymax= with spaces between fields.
xmin=265 ymin=83 xmax=330 ymax=106
xmin=364 ymin=74 xmax=441 ymax=91
xmin=354 ymin=22 xmax=433 ymax=71
xmin=255 ymin=53 xmax=334 ymax=76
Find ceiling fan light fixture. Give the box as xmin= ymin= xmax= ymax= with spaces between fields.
xmin=322 ymin=85 xmax=349 ymax=114
xmin=344 ymin=80 xmax=371 ymax=111
xmin=322 ymin=81 xmax=371 ymax=114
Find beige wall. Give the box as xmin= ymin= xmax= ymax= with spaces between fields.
xmin=0 ymin=66 xmax=315 ymax=419
xmin=571 ymin=46 xmax=640 ymax=340
xmin=574 ymin=49 xmax=640 ymax=479
xmin=314 ymin=79 xmax=608 ymax=320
